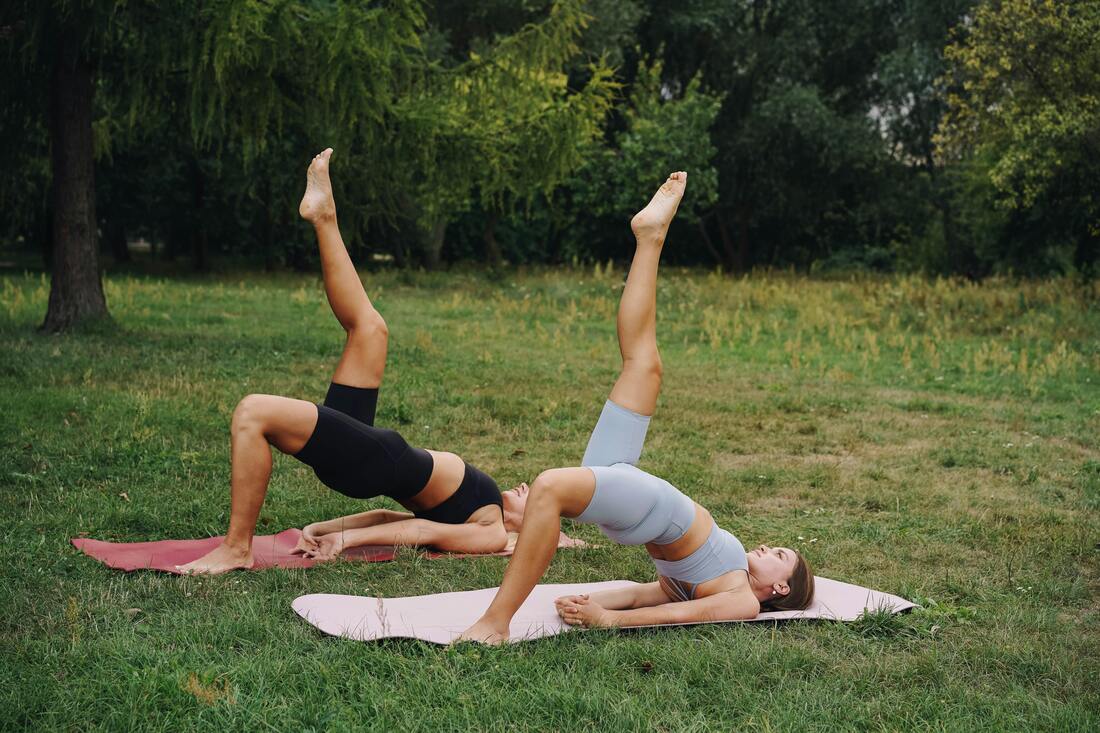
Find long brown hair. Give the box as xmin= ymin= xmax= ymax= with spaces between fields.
xmin=761 ymin=550 xmax=815 ymax=611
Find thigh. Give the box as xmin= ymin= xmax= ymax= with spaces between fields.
xmin=322 ymin=382 xmax=379 ymax=426
xmin=538 ymin=467 xmax=597 ymax=519
xmin=251 ymin=395 xmax=319 ymax=455
xmin=331 ymin=330 xmax=386 ymax=390
xmin=575 ymin=465 xmax=657 ymax=531
xmin=575 ymin=465 xmax=688 ymax=546
xmin=581 ymin=400 xmax=651 ymax=467
xmin=607 ymin=359 xmax=661 ymax=416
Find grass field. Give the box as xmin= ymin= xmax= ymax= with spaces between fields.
xmin=2 ymin=267 xmax=1098 ymax=731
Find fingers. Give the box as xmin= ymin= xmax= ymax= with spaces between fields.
xmin=556 ymin=606 xmax=579 ymax=623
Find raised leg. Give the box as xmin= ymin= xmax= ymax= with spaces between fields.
xmin=607 ymin=171 xmax=687 ymax=416
xmin=300 ymin=148 xmax=388 ymax=389
xmin=176 ymin=395 xmax=317 ymax=574
xmin=458 ymin=173 xmax=688 ymax=643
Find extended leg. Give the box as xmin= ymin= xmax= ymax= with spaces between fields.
xmin=177 ymin=395 xmax=317 ymax=574
xmin=607 ymin=171 xmax=687 ymax=416
xmin=300 ymin=148 xmax=388 ymax=389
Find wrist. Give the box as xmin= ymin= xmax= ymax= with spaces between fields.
xmin=603 ymin=609 xmax=624 ymax=627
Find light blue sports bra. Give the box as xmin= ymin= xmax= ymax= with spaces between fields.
xmin=653 ymin=523 xmax=748 ymax=601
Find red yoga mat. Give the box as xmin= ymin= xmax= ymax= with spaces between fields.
xmin=71 ymin=529 xmax=585 ymax=573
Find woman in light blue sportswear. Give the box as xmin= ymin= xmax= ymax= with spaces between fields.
xmin=460 ymin=171 xmax=815 ymax=644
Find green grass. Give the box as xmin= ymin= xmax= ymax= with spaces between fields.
xmin=2 ymin=267 xmax=1098 ymax=731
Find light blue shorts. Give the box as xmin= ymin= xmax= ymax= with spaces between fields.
xmin=575 ymin=400 xmax=696 ymax=546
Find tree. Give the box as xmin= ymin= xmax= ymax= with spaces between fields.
xmin=368 ymin=0 xmax=616 ymax=267
xmin=873 ymin=0 xmax=977 ymax=273
xmin=636 ymin=0 xmax=902 ymax=271
xmin=937 ymin=0 xmax=1100 ymax=270
xmin=3 ymin=2 xmax=114 ymax=330
xmin=3 ymin=0 xmax=430 ymax=329
xmin=3 ymin=0 xmax=616 ymax=319
xmin=564 ymin=57 xmax=722 ymax=262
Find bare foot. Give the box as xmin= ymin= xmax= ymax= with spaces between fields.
xmin=176 ymin=542 xmax=254 ymax=575
xmin=455 ymin=617 xmax=510 ymax=645
xmin=630 ymin=171 xmax=687 ymax=244
xmin=299 ymin=148 xmax=336 ymax=224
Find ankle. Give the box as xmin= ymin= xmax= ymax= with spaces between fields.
xmin=311 ymin=212 xmax=338 ymax=229
xmin=480 ymin=612 xmax=511 ymax=631
xmin=221 ymin=538 xmax=253 ymax=556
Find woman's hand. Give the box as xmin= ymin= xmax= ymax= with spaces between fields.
xmin=555 ymin=594 xmax=616 ymax=628
xmin=290 ymin=529 xmax=320 ymax=555
xmin=303 ymin=531 xmax=346 ymax=560
xmin=554 ymin=594 xmax=588 ymax=611
xmin=304 ymin=522 xmax=329 ymax=543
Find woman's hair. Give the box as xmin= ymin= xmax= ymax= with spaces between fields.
xmin=762 ymin=550 xmax=814 ymax=611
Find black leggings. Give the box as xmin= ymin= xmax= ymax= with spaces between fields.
xmin=293 ymin=383 xmax=502 ymax=523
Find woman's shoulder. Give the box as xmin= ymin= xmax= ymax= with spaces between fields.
xmin=700 ymin=570 xmax=759 ymax=609
xmin=710 ymin=581 xmax=762 ymax=620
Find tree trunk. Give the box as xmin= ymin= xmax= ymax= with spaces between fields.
xmin=37 ymin=205 xmax=53 ymax=270
xmin=716 ymin=209 xmax=751 ymax=273
xmin=190 ymin=158 xmax=209 ymax=272
xmin=421 ymin=218 xmax=446 ymax=270
xmin=106 ymin=215 xmax=129 ymax=264
xmin=261 ymin=178 xmax=276 ymax=271
xmin=927 ymin=160 xmax=958 ymax=275
xmin=696 ymin=216 xmax=724 ymax=267
xmin=941 ymin=195 xmax=958 ymax=273
xmin=484 ymin=211 xmax=503 ymax=267
xmin=43 ymin=40 xmax=109 ymax=332
xmin=734 ymin=205 xmax=752 ymax=272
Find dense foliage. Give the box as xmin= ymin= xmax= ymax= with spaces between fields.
xmin=938 ymin=0 xmax=1100 ymax=272
xmin=2 ymin=0 xmax=1097 ymax=294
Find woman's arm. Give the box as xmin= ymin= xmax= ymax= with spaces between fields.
xmin=308 ymin=509 xmax=413 ymax=535
xmin=559 ymin=591 xmax=760 ymax=628
xmin=555 ymin=582 xmax=671 ymax=612
xmin=305 ymin=517 xmax=507 ymax=558
xmin=293 ymin=509 xmax=413 ymax=554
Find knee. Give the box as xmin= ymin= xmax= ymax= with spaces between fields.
xmin=349 ymin=310 xmax=388 ymax=340
xmin=625 ymin=354 xmax=663 ymax=384
xmin=231 ymin=394 xmax=271 ymax=433
xmin=528 ymin=469 xmax=571 ymax=510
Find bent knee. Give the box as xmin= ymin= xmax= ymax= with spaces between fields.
xmin=528 ymin=469 xmax=573 ymax=506
xmin=624 ymin=354 xmax=663 ymax=383
xmin=231 ymin=394 xmax=280 ymax=432
xmin=347 ymin=310 xmax=388 ymax=340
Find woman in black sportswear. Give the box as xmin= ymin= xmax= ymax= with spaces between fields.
xmin=178 ymin=149 xmax=527 ymax=574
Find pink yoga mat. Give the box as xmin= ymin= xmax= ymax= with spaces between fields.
xmin=71 ymin=529 xmax=585 ymax=573
xmin=292 ymin=577 xmax=916 ymax=644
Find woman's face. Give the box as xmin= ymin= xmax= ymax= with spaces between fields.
xmin=747 ymin=544 xmax=798 ymax=595
xmin=500 ymin=482 xmax=530 ymax=532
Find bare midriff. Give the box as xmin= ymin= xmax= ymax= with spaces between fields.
xmin=648 ymin=502 xmax=748 ymax=599
xmin=401 ymin=449 xmax=503 ymax=526
xmin=645 ymin=502 xmax=713 ymax=561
